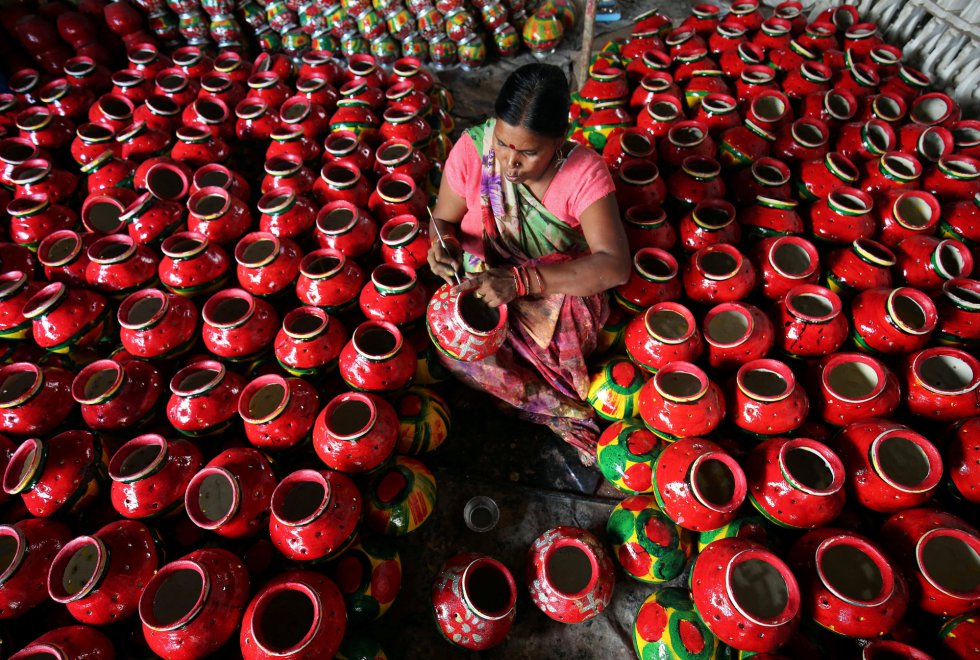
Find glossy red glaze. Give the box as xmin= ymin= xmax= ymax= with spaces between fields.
xmin=636 ymin=94 xmax=684 ymax=139
xmin=10 ymin=625 xmax=114 ymax=660
xmin=668 ymin=156 xmax=726 ymax=209
xmin=72 ymin=358 xmax=163 ymax=432
xmin=374 ymin=138 xmax=432 ymax=182
xmin=614 ymin=158 xmax=667 ymax=209
xmin=683 ymin=243 xmax=756 ymax=303
xmin=139 ymin=548 xmax=250 ymax=660
xmin=340 ymin=321 xmax=416 ymax=392
xmin=653 ymin=437 xmax=745 ymax=531
xmin=771 ymin=285 xmax=847 ymax=358
xmin=702 ymin=302 xmax=773 ymax=370
xmin=134 ymin=95 xmax=183 ymax=134
xmin=639 ymin=362 xmax=725 ymax=441
xmin=837 ymin=120 xmax=896 ymax=163
xmin=946 ymin=417 xmax=980 ymax=503
xmin=297 ymin=248 xmax=365 ymax=311
xmin=0 ymin=518 xmax=72 ymax=619
xmin=122 ymin=192 xmax=184 ymax=247
xmin=266 ymin=126 xmax=322 ymax=165
xmin=314 ymin=161 xmax=372 ymax=208
xmin=602 ymin=128 xmax=656 ymax=174
xmin=185 ymin=448 xmax=276 ymax=540
xmin=368 ymin=173 xmax=428 ymax=224
xmin=171 ymin=124 xmax=230 ymax=168
xmin=360 ymin=264 xmax=427 ymax=327
xmin=824 ymin=239 xmax=895 ymax=295
xmin=37 ymin=230 xmax=95 ymax=287
xmin=241 ymin=570 xmax=347 ymax=660
xmin=234 ymin=232 xmax=302 ymax=298
xmin=159 ymin=232 xmax=231 ymax=298
xmin=877 ymin=189 xmax=941 ymax=247
xmin=851 ymin=287 xmax=937 ymax=354
xmin=80 ymin=188 xmax=137 ymax=235
xmin=70 ymin=123 xmax=117 ymax=165
xmin=167 ymin=359 xmax=246 ymax=437
xmin=188 ymin=185 xmax=252 ymax=246
xmin=315 ymin=201 xmax=378 ymax=258
xmin=118 ymin=288 xmax=196 ymax=359
xmin=269 ymin=469 xmax=362 ymax=561
xmin=379 ymin=215 xmax=429 ymax=270
xmin=0 ymin=272 xmax=43 ymax=340
xmin=239 ymin=374 xmax=320 ymax=452
xmin=257 ymin=188 xmax=317 ymax=240
xmin=85 ymin=234 xmax=159 ymax=296
xmin=811 ymin=352 xmax=901 ymax=426
xmin=624 ymin=302 xmax=702 ymax=372
xmin=526 ymin=527 xmax=614 ymax=623
xmin=788 ymin=528 xmax=908 ymax=637
xmin=15 ymin=107 xmax=74 ymax=150
xmin=752 ymin=236 xmax=820 ymax=300
xmin=730 ymin=359 xmax=809 ymax=437
xmin=741 ymin=196 xmax=802 ymax=239
xmin=23 ymin=282 xmax=109 ymax=352
xmin=0 ymin=362 xmax=75 ymax=436
xmin=730 ymin=157 xmax=792 ymax=204
xmin=935 ymin=277 xmax=980 ymax=347
xmin=879 ymin=508 xmax=980 ymax=616
xmin=275 ymin=306 xmax=348 ymax=378
xmin=201 ymin=288 xmax=279 ymax=361
xmin=902 ymin=347 xmax=980 ymax=422
xmin=896 ymin=235 xmax=974 ymax=292
xmin=135 ymin=156 xmax=192 ymax=201
xmin=3 ymin=430 xmax=105 ymax=517
xmin=10 ymin=158 xmax=78 ymax=204
xmin=235 ymin=98 xmax=279 ymax=142
xmin=433 ymin=553 xmax=516 ymax=650
xmin=323 ymin=130 xmax=374 ymax=171
xmin=109 ymin=434 xmax=202 ymax=519
xmin=623 ymin=205 xmax=676 ymax=251
xmin=314 ymin=391 xmax=397 ymax=473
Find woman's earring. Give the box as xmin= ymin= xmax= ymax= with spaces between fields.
xmin=554 ymin=147 xmax=566 ymax=169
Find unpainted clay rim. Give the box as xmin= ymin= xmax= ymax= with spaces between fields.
xmin=914 ymin=528 xmax=980 ymax=599
xmin=821 ymin=353 xmax=887 ymax=404
xmin=689 ymin=451 xmax=746 ymax=513
xmin=724 ymin=548 xmax=799 ymax=627
xmin=270 ymin=468 xmax=332 ymax=527
xmin=170 ymin=359 xmax=227 ymax=398
xmin=71 ymin=359 xmax=125 ymax=405
xmin=703 ymin=303 xmax=754 ymax=348
xmin=869 ymin=427 xmax=942 ymax=493
xmin=251 ymin=581 xmax=323 ymax=655
xmin=912 ymin=347 xmax=980 ymax=395
xmin=885 ymin=287 xmax=937 ymax=336
xmin=736 ymin=358 xmax=795 ymax=403
xmin=768 ymin=237 xmax=818 ymax=281
xmin=644 ymin=302 xmax=695 ymax=345
xmin=139 ymin=558 xmax=211 ymax=632
xmin=117 ymin=288 xmax=170 ymax=331
xmin=108 ymin=433 xmax=169 ymax=483
xmin=541 ymin=537 xmax=600 ymax=602
xmin=0 ymin=362 xmax=43 ymax=410
xmin=47 ymin=535 xmax=109 ymax=603
xmin=777 ymin=438 xmax=844 ymax=496
xmin=239 ymin=374 xmax=292 ymax=425
xmin=185 ymin=466 xmax=241 ymax=529
xmin=814 ymin=534 xmax=894 ymax=606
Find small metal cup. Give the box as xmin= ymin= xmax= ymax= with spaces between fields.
xmin=463 ymin=496 xmax=499 ymax=532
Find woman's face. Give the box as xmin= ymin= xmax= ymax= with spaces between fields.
xmin=492 ymin=120 xmax=563 ymax=185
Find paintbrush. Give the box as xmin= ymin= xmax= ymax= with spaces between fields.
xmin=427 ymin=206 xmax=462 ymax=286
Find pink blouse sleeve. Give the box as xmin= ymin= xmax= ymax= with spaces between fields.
xmin=565 ymin=147 xmax=617 ymax=218
xmin=442 ymin=132 xmax=480 ymax=200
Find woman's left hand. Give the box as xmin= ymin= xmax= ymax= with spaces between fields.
xmin=459 ymin=268 xmax=518 ymax=308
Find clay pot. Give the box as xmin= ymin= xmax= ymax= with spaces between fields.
xmin=702 ymin=301 xmax=774 ymax=370
xmin=363 ymin=456 xmax=436 ymax=535
xmin=7 ymin=193 xmax=79 ymax=253
xmin=296 ymin=249 xmax=366 ymax=312
xmin=190 ymin=163 xmax=251 ymax=201
xmin=235 ymin=98 xmax=279 ymax=142
xmin=22 ymin=282 xmax=110 ymax=353
xmin=262 ymin=154 xmax=317 ymax=196
xmin=798 ymin=152 xmax=861 ymax=202
xmin=72 ymin=357 xmax=163 ymax=432
xmin=159 ymin=232 xmax=231 ymax=298
xmin=138 ymin=157 xmax=192 ymax=201
xmin=771 ymin=284 xmax=848 ymax=358
xmin=85 ymin=234 xmax=159 ymax=297
xmin=935 ymin=277 xmax=980 ymax=347
xmin=322 ymin=130 xmax=374 ymax=172
xmin=824 ymin=239 xmax=895 ymax=295
xmin=879 ymin=508 xmax=980 ymax=616
xmin=118 ymin=289 xmax=195 ymax=359
xmin=167 ymin=359 xmax=245 ymax=437
xmin=877 ymin=189 xmax=941 ymax=247
xmin=275 ymin=306 xmax=348 ymax=378
xmin=895 ymin=235 xmax=974 ymax=292
xmin=730 ymin=359 xmax=809 ymax=437
xmin=122 ymin=192 xmax=184 ymax=247
xmin=314 ymin=392 xmax=397 ymax=474
xmin=257 ymin=188 xmax=316 ymax=240
xmin=171 ymin=125 xmax=230 ymax=168
xmin=239 ymin=374 xmax=320 ymax=452
xmin=340 ymin=321 xmax=417 ymax=392
xmin=360 ymin=264 xmax=428 ymax=328
xmin=0 ymin=518 xmax=72 ymax=619
xmin=139 ymin=548 xmax=250 ymax=660
xmin=586 ymin=358 xmax=647 ymax=422
xmin=9 ymin=626 xmax=114 ymax=660
xmin=624 ymin=302 xmax=702 ymax=373
xmin=10 ymin=159 xmax=78 ymax=204
xmin=48 ymin=520 xmax=159 ymax=625
xmin=752 ymin=236 xmax=820 ymax=300
xmin=379 ymin=215 xmax=429 ymax=270
xmin=668 ymin=157 xmax=726 ymax=210
xmin=613 ymin=248 xmax=681 ymax=313
xmin=633 ymin=588 xmax=724 ymax=659
xmin=851 ymin=287 xmax=937 ymax=354
xmin=623 ymin=205 xmax=676 ymax=251
xmin=808 ymin=188 xmax=875 ymax=245
xmin=315 ymin=200 xmax=378 ymax=259
xmin=690 ymin=537 xmax=800 ymax=653
xmin=269 ymin=468 xmax=362 ymax=561
xmin=862 ymin=152 xmax=922 ymax=197
xmin=652 ymin=437 xmax=746 ymax=531
xmin=185 ymin=448 xmax=277 ymax=539
xmin=70 ymin=123 xmax=116 ymax=166
xmin=639 ymin=361 xmax=725 ymax=441
xmin=0 ymin=362 xmax=75 ymax=436
xmin=0 ymin=271 xmax=43 ymax=340
xmin=788 ymin=528 xmax=908 ymax=638
xmin=683 ymin=243 xmax=756 ymax=303
xmin=3 ymin=430 xmax=105 ymax=517
xmin=187 ymin=186 xmax=252 ymax=246
xmin=812 ymin=352 xmax=901 ymax=426
xmin=902 ymin=347 xmax=980 ymax=422
xmin=740 ymin=196 xmax=802 ymax=239
xmin=433 ymin=553 xmax=516 ymax=650
xmin=240 ymin=570 xmax=346 ymax=660
xmin=731 ymin=157 xmax=792 ymax=204
xmin=595 ymin=420 xmax=663 ymax=495
xmin=614 ymin=159 xmax=666 ymax=209
xmin=526 ymin=526 xmax=615 ymax=623
xmin=201 ymin=288 xmax=279 ymax=362
xmin=109 ymin=434 xmax=203 ymax=519
xmin=234 ymin=232 xmax=302 ymax=299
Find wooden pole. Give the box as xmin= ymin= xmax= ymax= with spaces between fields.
xmin=577 ymin=0 xmax=597 ymax=91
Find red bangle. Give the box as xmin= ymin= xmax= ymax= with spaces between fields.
xmin=511 ymin=266 xmax=527 ymax=297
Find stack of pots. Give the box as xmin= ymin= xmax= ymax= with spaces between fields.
xmin=575 ymin=2 xmax=980 ymax=658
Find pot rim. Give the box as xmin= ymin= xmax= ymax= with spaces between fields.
xmin=38 ymin=230 xmax=83 ymax=268
xmin=736 ymin=358 xmax=795 ymax=402
xmin=821 ymin=352 xmax=887 ymax=403
xmin=239 ymin=374 xmax=292 ymax=425
xmin=323 ymin=391 xmax=377 ymax=441
xmin=352 ymin=321 xmax=403 ymax=361
xmin=911 ymin=347 xmax=980 ymax=395
xmin=652 ymin=360 xmax=709 ymax=402
xmin=0 ymin=362 xmax=43 ymax=410
xmin=870 ymin=427 xmax=942 ymax=493
xmin=145 ymin=161 xmax=190 ymax=201
xmin=185 ymin=466 xmax=242 ymax=530
xmin=452 ymin=286 xmax=509 ymax=338
xmin=540 ymin=537 xmax=600 ymax=602
xmin=696 ymin=243 xmax=744 ymax=281
xmin=118 ymin=288 xmax=170 ymax=331
xmin=250 ymin=581 xmax=324 ymax=655
xmin=320 ymin=162 xmax=362 ymax=190
xmin=777 ymin=437 xmax=844 ymax=496
xmin=88 ymin=233 xmax=138 ymax=265
xmin=3 ymin=437 xmax=45 ymax=495
xmin=300 ymin=248 xmax=347 ymax=280
xmin=914 ymin=527 xmax=980 ymax=600
xmin=815 ymin=533 xmax=895 ymax=607
xmin=0 ymin=270 xmax=28 ymax=301
xmin=380 ymin=215 xmax=421 ymax=247
xmin=258 ymin=187 xmax=298 ymax=216
xmin=316 ymin=201 xmax=361 ymax=236
xmin=891 ymin=190 xmax=939 ymax=230
xmin=270 ymin=468 xmax=332 ymax=527
xmin=376 ymin=173 xmax=416 ymax=204
xmin=371 ymin=263 xmax=417 ymax=295
xmin=189 ymin=186 xmax=232 ymax=221
xmin=108 ymin=433 xmax=170 ymax=483
xmin=71 ymin=359 xmax=125 ymax=405
xmin=633 ymin=247 xmax=677 ymax=282
xmin=619 ymin=160 xmax=660 ymax=186
xmin=886 ymin=287 xmax=938 ymax=335
xmin=138 ymin=557 xmax=211 ymax=632
xmin=624 ymin=204 xmax=666 ymax=228
xmin=161 ymin=231 xmax=210 ymax=260
xmin=724 ymin=548 xmax=800 ymax=627
xmin=703 ymin=302 xmax=754 ymax=347
xmin=202 ymin=288 xmax=255 ymax=329
xmin=644 ymin=302 xmax=696 ymax=345
xmin=768 ymin=236 xmax=819 ymax=281
xmin=22 ymin=282 xmax=68 ymax=320
xmin=692 ymin=198 xmax=734 ymax=229
xmin=170 ymin=359 xmax=227 ymax=397
xmin=283 ymin=306 xmax=330 ymax=341
xmin=689 ymin=451 xmax=747 ymax=513
xmin=752 ymin=157 xmax=791 ymax=186
xmin=235 ymin=232 xmax=282 ymax=269
xmin=0 ymin=524 xmax=27 ymax=585
xmin=47 ymin=535 xmax=109 ymax=603
xmin=942 ymin=277 xmax=980 ymax=311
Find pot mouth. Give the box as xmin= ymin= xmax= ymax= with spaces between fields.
xmin=953 ymin=121 xmax=980 ymax=148
xmin=823 ymin=152 xmax=860 ymax=183
xmin=270 ymin=469 xmax=332 ymax=527
xmin=917 ymin=127 xmax=953 ymax=161
xmin=752 ymin=158 xmax=790 ymax=186
xmin=39 ymin=79 xmax=71 ymax=103
xmin=461 ymin=556 xmax=517 ymax=620
xmin=186 ymin=466 xmax=241 ymax=529
xmin=324 ymin=392 xmax=377 ymax=440
xmin=872 ymin=93 xmax=906 ymax=122
xmin=0 ymin=271 xmax=28 ymax=300
xmin=827 ymin=188 xmax=872 ymax=215
xmin=190 ymin=98 xmax=229 ymax=125
xmin=942 ymin=278 xmax=980 ymax=311
xmin=633 ymin=248 xmax=677 ymax=282
xmin=376 ymin=173 xmax=415 ymax=203
xmin=779 ymin=439 xmax=844 ymax=496
xmin=769 ymin=237 xmax=818 ymax=279
xmin=800 ymin=61 xmax=832 ymax=83
xmin=852 ymin=238 xmax=897 ymax=268
xmin=454 ymin=288 xmax=507 ymax=336
xmin=203 ymin=288 xmax=255 ymax=329
xmin=698 ymin=244 xmax=743 ymax=280
xmin=380 ymin=216 xmax=420 ymax=246
xmin=847 ymin=62 xmax=880 ymax=88
xmin=348 ymin=54 xmax=379 ymax=77
xmin=235 ymin=99 xmax=269 ymax=120
xmin=736 ymin=42 xmax=765 ymax=65
xmin=88 ymin=234 xmax=137 ymax=265
xmin=816 ymin=535 xmax=893 ymax=606
xmin=316 ymin=202 xmax=360 ymax=235
xmin=371 ymin=263 xmax=417 ymax=295
xmin=640 ymin=73 xmax=672 ymax=94
xmin=619 ymin=160 xmax=660 ymax=186
xmin=189 ymin=186 xmax=231 ymax=221
xmin=300 ymin=249 xmax=346 ymax=279
xmin=175 ymin=124 xmax=212 ymax=144
xmin=321 ymin=162 xmax=361 ymax=189
xmin=280 ymin=98 xmax=312 ymax=125
xmin=15 ymin=107 xmax=53 ymax=132
xmin=71 ymin=359 xmax=125 ymax=405
xmin=172 ymin=46 xmax=204 ymax=68
xmin=538 ymin=537 xmax=601 ymax=604
xmin=0 ymin=138 xmax=39 ymax=165
xmin=247 ymin=71 xmax=282 ymax=90
xmin=324 ymin=131 xmax=360 ymax=157
xmin=10 ymin=158 xmax=51 ymax=185
xmin=170 ymin=360 xmax=226 ymax=397
xmin=82 ymin=195 xmax=129 ymax=234
xmin=870 ymin=427 xmax=942 ymax=493
xmin=213 ymin=51 xmax=243 ymax=73
xmin=824 ymin=90 xmax=855 ymax=121
xmin=8 ymin=69 xmax=39 ymax=94
xmin=2 ymin=437 xmax=44 ymax=495
xmin=146 ymin=162 xmax=189 ymax=201
xmin=240 ymin=375 xmax=291 ymax=424
xmin=725 ymin=549 xmax=799 ymax=627
xmin=77 ymin=122 xmax=115 ymax=144
xmin=194 ymin=164 xmax=234 ymax=192
xmin=667 ymin=121 xmax=707 ymax=148
xmin=692 ymin=198 xmax=734 ymax=229
xmin=155 ymin=69 xmax=190 ymax=94
xmin=646 ymin=96 xmax=682 ymax=122
xmin=7 ymin=192 xmax=50 ymax=218
xmin=619 ymin=129 xmax=655 ymax=158
xmin=200 ymin=73 xmax=232 ymax=95
xmin=97 ymin=94 xmax=135 ymax=122
xmin=283 ymin=306 xmax=329 ymax=340
xmin=38 ymin=230 xmax=83 ymax=268
xmin=112 ymin=68 xmax=146 ymax=89
xmin=0 ymin=525 xmax=27 ymax=585
xmin=913 ymin=348 xmax=980 ymax=395
xmin=880 ymin=153 xmax=922 ymax=181
xmin=257 ymin=188 xmax=297 ymax=216
xmin=48 ymin=535 xmax=109 ymax=603
xmin=0 ymin=362 xmax=43 ymax=410
xmin=23 ymin=280 xmax=71 ymax=320
xmin=911 ymin=93 xmax=953 ymax=125
xmin=624 ymin=204 xmax=666 ymax=228
xmin=161 ymin=232 xmax=209 ymax=260
xmin=786 ymin=285 xmax=840 ymax=321
xmin=938 ymin=155 xmax=980 ymax=180
xmin=251 ymin=582 xmax=322 ymax=656
xmin=704 ymin=303 xmax=753 ymax=347
xmin=750 ymin=92 xmax=787 ymax=123
xmin=644 ymin=302 xmax=695 ymax=344
xmin=715 ymin=22 xmax=747 ymax=38
xmin=653 ymin=361 xmax=708 ymax=402
xmin=108 ymin=433 xmax=169 ymax=483
xmin=235 ymin=233 xmax=281 ymax=269
xmin=700 ymin=93 xmax=737 ymax=116
xmin=916 ymin=528 xmax=980 ymax=600
xmin=352 ymin=321 xmax=403 ymax=361
xmin=139 ymin=559 xmax=210 ymax=632
xmin=65 ymin=56 xmax=97 ymax=77
xmin=376 ymin=139 xmax=414 ymax=166
xmin=271 ymin=126 xmax=305 ymax=143
xmin=690 ymin=452 xmax=746 ymax=513
xmin=682 ymin=155 xmax=721 ymax=180
xmin=791 ymin=119 xmax=827 ymax=148
xmin=886 ymin=288 xmax=937 ymax=335
xmin=737 ymin=358 xmax=795 ymax=402
xmin=118 ymin=288 xmax=170 ymax=330
xmin=265 ymin=153 xmax=302 ymax=177
xmin=741 ymin=65 xmax=776 ymax=85
xmin=823 ymin=353 xmax=886 ymax=403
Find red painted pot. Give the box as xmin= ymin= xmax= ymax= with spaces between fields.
xmin=314 ymin=391 xmax=397 ymax=474
xmin=109 ymin=434 xmax=203 ymax=519
xmin=861 ymin=152 xmax=922 ymax=197
xmin=71 ymin=123 xmax=117 ymax=166
xmin=297 ymin=248 xmax=366 ymax=311
xmin=269 ymin=468 xmax=362 ymax=561
xmin=623 ymin=205 xmax=676 ymax=251
xmin=895 ymin=235 xmax=973 ymax=292
xmin=752 ymin=236 xmax=820 ymax=300
xmin=668 ymin=157 xmax=726 ymax=210
xmin=23 ymin=282 xmax=109 ymax=353
xmin=836 ymin=120 xmax=895 ymax=164
xmin=187 ymin=185 xmax=252 ymax=246
xmin=877 ymin=189 xmax=941 ymax=247
xmin=690 ymin=537 xmax=800 ymax=653
xmin=702 ymin=301 xmax=774 ymax=370
xmin=374 ymin=138 xmax=432 ymax=182
xmin=239 ymin=374 xmax=320 ymax=452
xmin=235 ymin=232 xmax=302 ymax=298
xmin=788 ymin=528 xmax=908 ymax=638
xmin=360 ymin=264 xmax=427 ymax=328
xmin=850 ymin=287 xmax=936 ymax=354
xmin=322 ymin=130 xmax=374 ymax=172
xmin=240 ymin=570 xmax=346 ymax=660
xmin=201 ymin=288 xmax=279 ymax=361
xmin=683 ymin=243 xmax=756 ymax=303
xmin=235 ymin=99 xmax=279 ymax=142
xmin=614 ymin=159 xmax=667 ymax=209
xmin=139 ymin=548 xmax=250 ymax=660
xmin=190 ymin=163 xmax=251 ymax=201
xmin=275 ymin=306 xmax=348 ymax=378
xmin=0 ymin=362 xmax=74 ymax=436
xmin=159 ymin=232 xmax=231 ymax=298
xmin=262 ymin=154 xmax=317 ymax=196
xmin=947 ymin=417 xmax=980 ymax=504
xmin=771 ymin=284 xmax=848 ymax=358
xmin=902 ymin=347 xmax=980 ymax=422
xmin=0 ymin=271 xmax=43 ymax=340
xmin=257 ymin=187 xmax=316 ymax=240
xmin=639 ymin=361 xmax=725 ymax=441
xmin=834 ymin=418 xmax=942 ymax=513
xmin=380 ymin=215 xmax=429 ymax=270
xmin=0 ymin=518 xmax=72 ymax=619
xmin=3 ymin=430 xmax=105 ymax=517
xmin=48 ymin=519 xmax=159 ymax=625
xmin=526 ymin=526 xmax=615 ymax=623
xmin=314 ymin=161 xmax=372 ymax=208
xmin=433 ymin=553 xmax=516 ymax=650
xmin=167 ymin=359 xmax=246 ymax=437
xmin=122 ymin=192 xmax=184 ymax=247
xmin=678 ymin=198 xmax=737 ymax=251
xmin=85 ymin=234 xmax=159 ymax=297
xmin=6 ymin=193 xmax=77 ymax=251
xmin=613 ymin=248 xmax=681 ymax=313
xmin=935 ymin=277 xmax=980 ymax=347
xmin=879 ymin=508 xmax=980 ymax=616
xmin=824 ymin=239 xmax=895 ymax=295
xmin=340 ymin=321 xmax=417 ymax=392
xmin=136 ymin=156 xmax=192 ymax=201
xmin=315 ymin=200 xmax=378 ymax=259
xmin=731 ymin=157 xmax=793 ymax=204
xmin=72 ymin=358 xmax=163 ymax=432
xmin=118 ymin=288 xmax=197 ymax=359
xmin=730 ymin=359 xmax=809 ymax=437
xmin=624 ymin=302 xmax=702 ymax=372
xmin=812 ymin=352 xmax=901 ymax=426
xmin=185 ymin=448 xmax=277 ymax=539
xmin=653 ymin=437 xmax=746 ymax=531
xmin=10 ymin=626 xmax=114 ymax=660
xmin=808 ymin=188 xmax=875 ymax=245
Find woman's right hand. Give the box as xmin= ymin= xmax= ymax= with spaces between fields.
xmin=427 ymin=236 xmax=462 ymax=285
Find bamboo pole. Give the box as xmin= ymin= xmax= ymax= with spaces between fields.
xmin=577 ymin=0 xmax=597 ymax=90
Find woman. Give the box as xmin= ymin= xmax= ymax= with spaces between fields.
xmin=427 ymin=63 xmax=631 ymax=463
